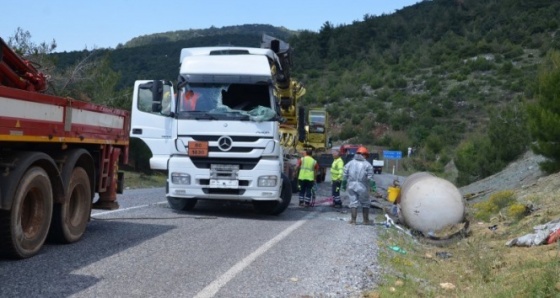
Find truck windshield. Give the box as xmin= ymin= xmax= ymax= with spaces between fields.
xmin=309 ymin=112 xmax=326 ymax=125
xmin=177 ymin=83 xmax=276 ymax=121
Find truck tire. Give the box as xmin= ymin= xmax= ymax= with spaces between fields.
xmin=49 ymin=167 xmax=91 ymax=243
xmin=316 ymin=168 xmax=326 ymax=183
xmin=253 ymin=174 xmax=292 ymax=215
xmin=291 ymin=178 xmax=299 ymax=194
xmin=0 ymin=167 xmax=53 ymax=259
xmin=167 ymin=197 xmax=197 ymax=211
xmin=289 ymin=167 xmax=299 ymax=194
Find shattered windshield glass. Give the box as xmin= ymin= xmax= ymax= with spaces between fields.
xmin=177 ymin=83 xmax=277 ymax=121
xmin=178 ymin=83 xmax=222 ymax=112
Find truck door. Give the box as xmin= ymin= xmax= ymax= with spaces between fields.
xmin=130 ymin=80 xmax=176 ymax=170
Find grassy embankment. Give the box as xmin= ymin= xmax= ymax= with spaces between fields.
xmin=366 ymin=173 xmax=560 ymax=297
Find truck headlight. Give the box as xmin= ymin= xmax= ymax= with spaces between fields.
xmin=258 ymin=175 xmax=278 ymax=187
xmin=171 ymin=172 xmax=191 ymax=185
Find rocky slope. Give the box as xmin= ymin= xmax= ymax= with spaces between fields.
xmin=459 ymin=150 xmax=547 ymax=202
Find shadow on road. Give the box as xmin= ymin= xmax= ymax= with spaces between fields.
xmin=0 ymin=220 xmax=174 ymax=297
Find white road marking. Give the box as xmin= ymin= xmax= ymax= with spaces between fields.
xmin=92 ymin=201 xmax=167 ymax=216
xmin=194 ymin=212 xmax=316 ymax=298
xmin=93 ymin=200 xmax=313 ymax=297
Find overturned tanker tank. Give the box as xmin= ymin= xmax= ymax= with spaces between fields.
xmin=398 ymin=172 xmax=465 ymax=234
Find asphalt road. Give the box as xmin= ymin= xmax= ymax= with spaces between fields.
xmin=0 ymin=173 xmax=401 ymax=298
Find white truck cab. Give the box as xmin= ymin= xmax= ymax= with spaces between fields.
xmin=130 ymin=47 xmax=292 ymax=214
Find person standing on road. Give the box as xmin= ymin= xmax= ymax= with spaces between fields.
xmin=330 ymin=149 xmax=344 ymax=208
xmin=342 ymin=146 xmax=375 ymax=224
xmin=296 ymin=148 xmax=318 ymax=207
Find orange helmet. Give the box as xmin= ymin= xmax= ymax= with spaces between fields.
xmin=356 ymin=146 xmax=369 ymax=156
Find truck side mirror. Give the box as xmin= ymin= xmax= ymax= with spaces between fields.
xmin=151 ymin=80 xmax=163 ymax=113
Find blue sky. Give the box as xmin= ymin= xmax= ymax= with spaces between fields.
xmin=1 ymin=0 xmax=421 ymax=53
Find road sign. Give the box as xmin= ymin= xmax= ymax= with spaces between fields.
xmin=383 ymin=150 xmax=402 ymax=160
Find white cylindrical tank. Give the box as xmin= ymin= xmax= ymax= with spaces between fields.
xmin=398 ymin=172 xmax=465 ymax=234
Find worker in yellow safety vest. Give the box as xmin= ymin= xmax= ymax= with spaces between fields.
xmin=296 ymin=148 xmax=318 ymax=207
xmin=330 ymin=149 xmax=344 ymax=208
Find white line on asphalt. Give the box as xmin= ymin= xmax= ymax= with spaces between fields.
xmin=92 ymin=201 xmax=168 ymax=216
xmin=193 ymin=212 xmax=316 ymax=298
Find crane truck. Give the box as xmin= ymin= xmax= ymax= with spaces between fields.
xmin=260 ymin=35 xmax=331 ymax=185
xmin=0 ymin=37 xmax=130 ymax=259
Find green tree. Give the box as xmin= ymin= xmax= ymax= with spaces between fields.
xmin=7 ymin=27 xmax=57 ymax=57
xmin=318 ymin=22 xmax=334 ymax=59
xmin=455 ymin=102 xmax=529 ymax=186
xmin=487 ymin=102 xmax=528 ymax=162
xmin=527 ymin=51 xmax=560 ymax=173
xmin=7 ymin=27 xmax=124 ymax=107
xmin=6 ymin=28 xmax=57 ymax=92
xmin=81 ymin=56 xmax=127 ymax=108
xmin=455 ymin=135 xmax=504 ymax=186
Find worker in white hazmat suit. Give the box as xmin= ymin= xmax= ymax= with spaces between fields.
xmin=342 ymin=146 xmax=375 ymax=224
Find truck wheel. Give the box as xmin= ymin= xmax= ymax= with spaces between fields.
xmin=253 ymin=174 xmax=292 ymax=215
xmin=289 ymin=167 xmax=299 ymax=194
xmin=291 ymin=178 xmax=299 ymax=194
xmin=274 ymin=174 xmax=293 ymax=214
xmin=317 ymin=168 xmax=326 ymax=183
xmin=0 ymin=167 xmax=53 ymax=259
xmin=167 ymin=197 xmax=197 ymax=211
xmin=49 ymin=167 xmax=91 ymax=243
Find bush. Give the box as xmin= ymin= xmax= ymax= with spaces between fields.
xmin=473 ymin=190 xmax=517 ymax=221
xmin=338 ymin=122 xmax=358 ymax=140
xmin=369 ymin=76 xmax=384 ymax=89
xmin=489 ymin=190 xmax=516 ymax=209
xmin=506 ymin=203 xmax=529 ymax=221
xmin=473 ymin=202 xmax=494 ymax=221
xmin=467 ymin=57 xmax=494 ymax=72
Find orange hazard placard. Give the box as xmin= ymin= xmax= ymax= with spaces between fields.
xmin=188 ymin=141 xmax=208 ymax=157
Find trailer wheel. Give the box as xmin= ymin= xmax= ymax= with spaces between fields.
xmin=167 ymin=197 xmax=197 ymax=211
xmin=49 ymin=167 xmax=91 ymax=243
xmin=0 ymin=167 xmax=53 ymax=259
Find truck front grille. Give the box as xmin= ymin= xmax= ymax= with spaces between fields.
xmin=203 ymin=188 xmax=246 ymax=195
xmin=190 ymin=157 xmax=259 ymax=170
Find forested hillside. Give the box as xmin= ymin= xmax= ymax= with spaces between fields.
xmin=47 ymin=0 xmax=560 ymax=185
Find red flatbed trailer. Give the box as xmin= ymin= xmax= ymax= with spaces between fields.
xmin=0 ymin=37 xmax=130 ymax=259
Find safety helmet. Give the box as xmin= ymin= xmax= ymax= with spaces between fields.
xmin=356 ymin=146 xmax=369 ymax=155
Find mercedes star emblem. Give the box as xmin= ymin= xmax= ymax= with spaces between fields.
xmin=217 ymin=136 xmax=233 ymax=151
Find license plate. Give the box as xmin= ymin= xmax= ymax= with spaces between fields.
xmin=211 ymin=164 xmax=239 ymax=171
xmin=188 ymin=141 xmax=208 ymax=157
xmin=210 ymin=179 xmax=239 ymax=189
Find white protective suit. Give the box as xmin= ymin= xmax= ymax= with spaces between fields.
xmin=343 ymin=153 xmax=374 ymax=208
